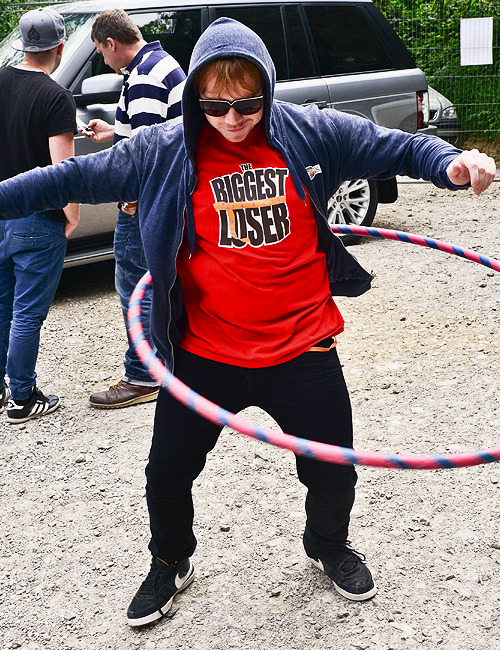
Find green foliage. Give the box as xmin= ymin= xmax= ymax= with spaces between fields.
xmin=374 ymin=0 xmax=500 ymax=146
xmin=0 ymin=2 xmax=26 ymax=39
xmin=0 ymin=2 xmax=56 ymax=41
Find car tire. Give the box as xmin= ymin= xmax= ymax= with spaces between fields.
xmin=327 ymin=178 xmax=378 ymax=245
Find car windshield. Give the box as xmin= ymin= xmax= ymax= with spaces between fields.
xmin=0 ymin=13 xmax=94 ymax=71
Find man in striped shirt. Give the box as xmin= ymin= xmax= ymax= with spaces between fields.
xmin=80 ymin=9 xmax=186 ymax=409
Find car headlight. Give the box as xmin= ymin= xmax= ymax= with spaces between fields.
xmin=442 ymin=106 xmax=458 ymax=120
xmin=417 ymin=90 xmax=430 ymax=128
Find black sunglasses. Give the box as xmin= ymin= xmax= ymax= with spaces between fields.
xmin=198 ymin=95 xmax=264 ymax=117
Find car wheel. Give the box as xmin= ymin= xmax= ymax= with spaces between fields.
xmin=327 ymin=179 xmax=378 ymax=245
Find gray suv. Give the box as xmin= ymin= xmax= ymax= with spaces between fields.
xmin=0 ymin=0 xmax=431 ymax=263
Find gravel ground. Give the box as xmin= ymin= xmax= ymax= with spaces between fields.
xmin=1 ymin=181 xmax=499 ymax=650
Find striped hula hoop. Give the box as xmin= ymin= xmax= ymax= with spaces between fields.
xmin=127 ymin=225 xmax=500 ymax=470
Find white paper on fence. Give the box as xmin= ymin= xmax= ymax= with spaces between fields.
xmin=460 ymin=17 xmax=493 ymax=66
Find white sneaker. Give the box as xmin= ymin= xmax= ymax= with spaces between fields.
xmin=7 ymin=386 xmax=60 ymax=424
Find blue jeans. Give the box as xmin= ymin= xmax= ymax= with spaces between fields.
xmin=146 ymin=347 xmax=357 ymax=562
xmin=0 ymin=213 xmax=67 ymax=400
xmin=114 ymin=208 xmax=158 ymax=385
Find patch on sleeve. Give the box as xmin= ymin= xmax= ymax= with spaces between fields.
xmin=306 ymin=164 xmax=322 ymax=180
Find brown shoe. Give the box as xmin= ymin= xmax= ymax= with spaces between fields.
xmin=89 ymin=380 xmax=159 ymax=409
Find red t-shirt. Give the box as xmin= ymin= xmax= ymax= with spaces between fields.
xmin=176 ymin=121 xmax=344 ymax=367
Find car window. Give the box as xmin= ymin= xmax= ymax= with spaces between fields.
xmin=284 ymin=5 xmax=315 ymax=79
xmin=304 ymin=5 xmax=393 ymax=75
xmin=91 ymin=10 xmax=202 ymax=77
xmin=91 ymin=51 xmax=115 ymax=77
xmin=213 ymin=5 xmax=288 ymax=81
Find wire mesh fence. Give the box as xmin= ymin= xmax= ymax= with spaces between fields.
xmin=374 ymin=0 xmax=500 ymax=161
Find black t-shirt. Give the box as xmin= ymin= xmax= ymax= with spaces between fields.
xmin=0 ymin=66 xmax=77 ymax=222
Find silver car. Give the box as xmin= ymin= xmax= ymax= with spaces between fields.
xmin=0 ymin=0 xmax=431 ymax=261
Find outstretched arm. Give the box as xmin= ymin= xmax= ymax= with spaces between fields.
xmin=320 ymin=108 xmax=497 ymax=192
xmin=0 ymin=135 xmax=143 ymax=221
xmin=446 ymin=148 xmax=496 ymax=195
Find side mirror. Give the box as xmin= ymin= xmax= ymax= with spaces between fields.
xmin=75 ymin=73 xmax=123 ymax=106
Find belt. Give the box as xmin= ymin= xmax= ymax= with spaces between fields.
xmin=308 ymin=336 xmax=337 ymax=352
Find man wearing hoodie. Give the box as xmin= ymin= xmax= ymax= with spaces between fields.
xmin=0 ymin=19 xmax=495 ymax=625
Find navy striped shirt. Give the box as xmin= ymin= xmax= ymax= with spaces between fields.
xmin=114 ymin=41 xmax=186 ymax=144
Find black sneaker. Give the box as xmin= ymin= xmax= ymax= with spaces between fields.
xmin=0 ymin=385 xmax=10 ymax=415
xmin=127 ymin=557 xmax=195 ymax=627
xmin=6 ymin=386 xmax=60 ymax=424
xmin=308 ymin=545 xmax=377 ymax=601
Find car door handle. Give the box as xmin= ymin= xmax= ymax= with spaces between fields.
xmin=303 ymin=98 xmax=328 ymax=109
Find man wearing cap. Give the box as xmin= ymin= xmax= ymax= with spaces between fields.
xmin=0 ymin=8 xmax=78 ymax=424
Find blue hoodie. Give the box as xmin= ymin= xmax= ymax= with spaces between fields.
xmin=0 ymin=18 xmax=466 ymax=370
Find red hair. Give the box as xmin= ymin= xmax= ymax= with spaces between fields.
xmin=193 ymin=57 xmax=263 ymax=95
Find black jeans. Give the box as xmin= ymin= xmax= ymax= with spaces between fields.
xmin=146 ymin=347 xmax=357 ymax=562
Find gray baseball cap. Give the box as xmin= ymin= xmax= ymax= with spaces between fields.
xmin=12 ymin=7 xmax=66 ymax=53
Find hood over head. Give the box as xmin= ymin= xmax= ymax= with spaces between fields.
xmin=182 ymin=18 xmax=276 ymax=160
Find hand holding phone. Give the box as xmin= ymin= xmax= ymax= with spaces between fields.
xmin=76 ymin=118 xmax=115 ymax=143
xmin=76 ymin=116 xmax=93 ymax=136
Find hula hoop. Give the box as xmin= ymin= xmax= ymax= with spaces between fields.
xmin=128 ymin=225 xmax=500 ymax=470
